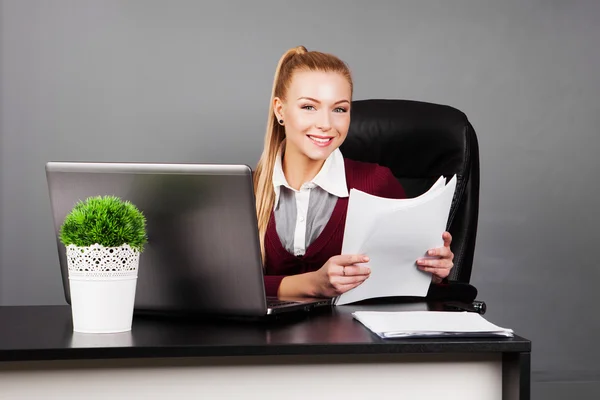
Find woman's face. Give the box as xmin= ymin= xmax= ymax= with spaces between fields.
xmin=275 ymin=70 xmax=352 ymax=163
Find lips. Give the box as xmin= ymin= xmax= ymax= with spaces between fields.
xmin=307 ymin=135 xmax=334 ymax=147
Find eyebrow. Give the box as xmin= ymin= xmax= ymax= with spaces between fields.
xmin=297 ymin=97 xmax=350 ymax=105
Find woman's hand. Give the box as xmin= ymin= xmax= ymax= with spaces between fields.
xmin=416 ymin=231 xmax=454 ymax=283
xmin=309 ymin=254 xmax=371 ymax=298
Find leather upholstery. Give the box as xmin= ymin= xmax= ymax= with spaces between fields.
xmin=340 ymin=99 xmax=480 ymax=283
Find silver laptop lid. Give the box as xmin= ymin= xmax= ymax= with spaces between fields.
xmin=45 ymin=161 xmax=269 ymax=316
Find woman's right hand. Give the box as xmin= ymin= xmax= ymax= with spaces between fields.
xmin=310 ymin=254 xmax=371 ymax=298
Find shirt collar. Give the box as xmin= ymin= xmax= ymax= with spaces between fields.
xmin=272 ymin=142 xmax=349 ymax=209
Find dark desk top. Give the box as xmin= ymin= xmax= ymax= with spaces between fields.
xmin=0 ymin=303 xmax=531 ymax=362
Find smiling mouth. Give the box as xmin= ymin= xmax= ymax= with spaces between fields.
xmin=307 ymin=135 xmax=334 ymax=146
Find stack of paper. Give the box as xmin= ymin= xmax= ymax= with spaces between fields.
xmin=335 ymin=175 xmax=457 ymax=306
xmin=352 ymin=311 xmax=514 ymax=339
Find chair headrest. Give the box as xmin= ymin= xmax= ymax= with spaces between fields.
xmin=341 ymin=99 xmax=474 ymax=198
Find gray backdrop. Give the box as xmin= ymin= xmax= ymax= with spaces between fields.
xmin=1 ymin=1 xmax=599 ymax=398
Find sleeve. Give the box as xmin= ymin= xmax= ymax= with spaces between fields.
xmin=263 ymin=275 xmax=285 ymax=297
xmin=376 ymin=165 xmax=406 ymax=199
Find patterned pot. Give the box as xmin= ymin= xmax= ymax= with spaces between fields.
xmin=65 ymin=243 xmax=140 ymax=333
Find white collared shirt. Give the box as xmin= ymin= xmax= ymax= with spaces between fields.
xmin=272 ymin=146 xmax=349 ymax=256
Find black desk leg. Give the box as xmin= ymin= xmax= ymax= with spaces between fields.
xmin=503 ymin=352 xmax=531 ymax=400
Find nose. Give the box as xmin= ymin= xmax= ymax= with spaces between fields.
xmin=316 ymin=110 xmax=332 ymax=132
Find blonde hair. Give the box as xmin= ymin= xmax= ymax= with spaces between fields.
xmin=254 ymin=45 xmax=353 ymax=263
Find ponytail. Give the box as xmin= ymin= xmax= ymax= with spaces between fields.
xmin=254 ymin=46 xmax=304 ymax=263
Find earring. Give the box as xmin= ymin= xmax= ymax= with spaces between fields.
xmin=279 ymin=119 xmax=284 ymax=124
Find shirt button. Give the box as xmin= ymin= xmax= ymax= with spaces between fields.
xmin=299 ymin=216 xmax=305 ymax=222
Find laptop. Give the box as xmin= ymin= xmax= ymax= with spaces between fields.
xmin=45 ymin=161 xmax=332 ymax=317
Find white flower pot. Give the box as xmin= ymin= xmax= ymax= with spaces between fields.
xmin=70 ymin=331 xmax=133 ymax=347
xmin=66 ymin=243 xmax=140 ymax=333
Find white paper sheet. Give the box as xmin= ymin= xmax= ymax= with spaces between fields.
xmin=335 ymin=175 xmax=457 ymax=306
xmin=352 ymin=311 xmax=514 ymax=339
xmin=339 ymin=176 xmax=447 ymax=254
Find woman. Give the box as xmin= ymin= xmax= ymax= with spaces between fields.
xmin=254 ymin=45 xmax=454 ymax=299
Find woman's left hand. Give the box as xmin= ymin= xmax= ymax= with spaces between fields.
xmin=416 ymin=231 xmax=454 ymax=283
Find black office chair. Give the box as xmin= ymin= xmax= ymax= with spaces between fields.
xmin=341 ymin=99 xmax=483 ymax=310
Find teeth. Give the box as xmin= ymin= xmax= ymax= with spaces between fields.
xmin=309 ymin=136 xmax=331 ymax=143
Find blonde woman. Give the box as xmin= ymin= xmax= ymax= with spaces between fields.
xmin=254 ymin=46 xmax=454 ymax=299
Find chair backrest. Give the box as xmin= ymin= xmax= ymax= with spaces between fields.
xmin=340 ymin=99 xmax=480 ymax=283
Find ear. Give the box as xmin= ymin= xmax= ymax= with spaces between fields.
xmin=273 ymin=97 xmax=284 ymax=121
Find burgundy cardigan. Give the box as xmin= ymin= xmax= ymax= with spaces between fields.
xmin=263 ymin=158 xmax=406 ymax=297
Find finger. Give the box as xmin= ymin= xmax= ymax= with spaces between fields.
xmin=442 ymin=231 xmax=452 ymax=247
xmin=340 ymin=265 xmax=371 ymax=276
xmin=329 ymin=276 xmax=369 ymax=295
xmin=336 ymin=280 xmax=368 ymax=294
xmin=426 ymin=246 xmax=453 ymax=259
xmin=334 ymin=275 xmax=370 ymax=286
xmin=334 ymin=254 xmax=370 ymax=266
xmin=416 ymin=258 xmax=453 ymax=270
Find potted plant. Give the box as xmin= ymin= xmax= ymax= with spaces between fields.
xmin=59 ymin=195 xmax=147 ymax=333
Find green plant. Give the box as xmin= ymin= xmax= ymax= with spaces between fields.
xmin=59 ymin=195 xmax=148 ymax=252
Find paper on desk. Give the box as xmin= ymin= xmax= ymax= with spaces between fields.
xmin=352 ymin=311 xmax=514 ymax=339
xmin=335 ymin=175 xmax=457 ymax=306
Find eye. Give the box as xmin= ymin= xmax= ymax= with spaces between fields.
xmin=301 ymin=105 xmax=316 ymax=111
xmin=334 ymin=107 xmax=348 ymax=113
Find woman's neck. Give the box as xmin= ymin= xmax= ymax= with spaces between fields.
xmin=282 ymin=145 xmax=325 ymax=191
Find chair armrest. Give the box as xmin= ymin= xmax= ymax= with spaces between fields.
xmin=442 ymin=300 xmax=487 ymax=315
xmin=426 ymin=281 xmax=486 ymax=313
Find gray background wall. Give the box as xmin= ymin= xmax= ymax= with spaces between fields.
xmin=1 ymin=0 xmax=599 ymax=398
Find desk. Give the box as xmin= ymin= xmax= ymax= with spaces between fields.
xmin=0 ymin=303 xmax=530 ymax=399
